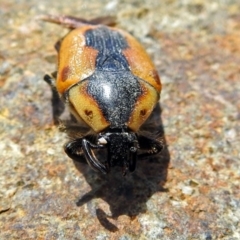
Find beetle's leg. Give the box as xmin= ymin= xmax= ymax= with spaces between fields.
xmin=64 ymin=139 xmax=85 ymax=163
xmin=44 ymin=74 xmax=65 ymax=124
xmin=137 ymin=135 xmax=163 ymax=159
xmin=43 ymin=73 xmax=55 ymax=88
xmin=40 ymin=15 xmax=116 ymax=29
xmin=82 ymin=139 xmax=108 ymax=174
xmin=54 ymin=39 xmax=63 ymax=52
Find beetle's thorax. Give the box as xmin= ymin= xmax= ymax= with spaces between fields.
xmin=87 ymin=70 xmax=142 ymax=128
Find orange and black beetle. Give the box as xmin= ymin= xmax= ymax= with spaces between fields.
xmin=42 ymin=15 xmax=162 ymax=175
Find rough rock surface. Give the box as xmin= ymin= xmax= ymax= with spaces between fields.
xmin=0 ymin=0 xmax=239 ymax=239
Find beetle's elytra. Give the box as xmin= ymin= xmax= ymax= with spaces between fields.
xmin=42 ymin=15 xmax=163 ymax=175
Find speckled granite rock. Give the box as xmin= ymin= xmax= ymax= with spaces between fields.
xmin=0 ymin=0 xmax=239 ymax=239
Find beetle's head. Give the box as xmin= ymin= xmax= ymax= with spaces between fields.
xmin=84 ymin=128 xmax=139 ymax=175
xmin=100 ymin=129 xmax=139 ymax=174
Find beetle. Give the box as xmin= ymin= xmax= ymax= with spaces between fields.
xmin=42 ymin=15 xmax=163 ymax=175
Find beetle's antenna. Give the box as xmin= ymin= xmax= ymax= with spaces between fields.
xmin=37 ymin=15 xmax=116 ymax=29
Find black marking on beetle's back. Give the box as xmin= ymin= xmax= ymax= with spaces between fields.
xmin=140 ymin=109 xmax=147 ymax=116
xmin=87 ymin=70 xmax=142 ymax=128
xmin=85 ymin=27 xmax=130 ymax=71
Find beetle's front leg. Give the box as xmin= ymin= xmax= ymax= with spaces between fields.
xmin=137 ymin=135 xmax=163 ymax=159
xmin=82 ymin=139 xmax=108 ymax=174
xmin=65 ymin=138 xmax=108 ymax=174
xmin=64 ymin=139 xmax=85 ymax=163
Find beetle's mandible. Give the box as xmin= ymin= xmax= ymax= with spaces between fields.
xmin=42 ymin=15 xmax=163 ymax=175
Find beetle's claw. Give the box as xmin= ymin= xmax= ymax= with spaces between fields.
xmin=82 ymin=139 xmax=108 ymax=174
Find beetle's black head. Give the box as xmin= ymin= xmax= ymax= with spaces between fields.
xmin=99 ymin=129 xmax=139 ymax=174
xmin=82 ymin=128 xmax=139 ymax=175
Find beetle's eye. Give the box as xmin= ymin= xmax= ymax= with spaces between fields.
xmin=130 ymin=146 xmax=138 ymax=152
